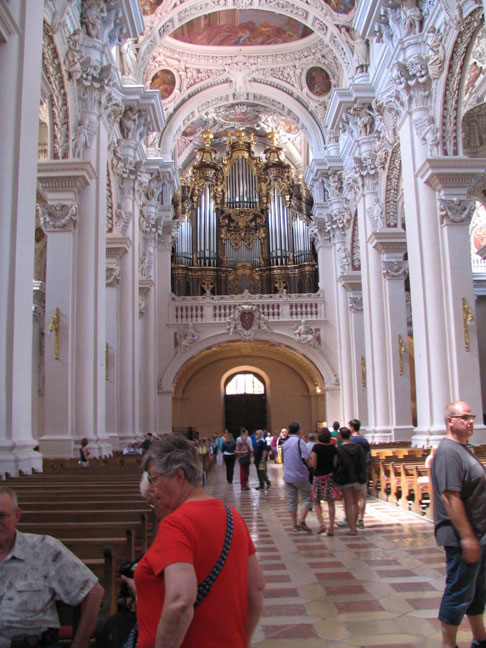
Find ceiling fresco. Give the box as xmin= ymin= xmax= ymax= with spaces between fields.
xmin=324 ymin=0 xmax=355 ymax=14
xmin=173 ymin=103 xmax=306 ymax=170
xmin=169 ymin=10 xmax=314 ymax=47
xmin=139 ymin=0 xmax=355 ymax=17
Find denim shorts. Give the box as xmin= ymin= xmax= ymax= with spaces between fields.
xmin=438 ymin=544 xmax=486 ymax=626
xmin=285 ymin=480 xmax=312 ymax=512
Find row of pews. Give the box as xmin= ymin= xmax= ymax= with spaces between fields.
xmin=369 ymin=445 xmax=433 ymax=518
xmin=4 ymin=456 xmax=152 ymax=646
xmin=369 ymin=442 xmax=486 ymax=519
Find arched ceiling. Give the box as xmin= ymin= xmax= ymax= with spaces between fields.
xmin=136 ymin=0 xmax=357 ymax=169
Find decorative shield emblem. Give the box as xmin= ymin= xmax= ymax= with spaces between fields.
xmin=240 ymin=310 xmax=254 ymax=331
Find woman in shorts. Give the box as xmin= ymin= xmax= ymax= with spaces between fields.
xmin=311 ymin=428 xmax=341 ymax=536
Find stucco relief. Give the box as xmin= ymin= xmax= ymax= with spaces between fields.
xmin=42 ymin=22 xmax=70 ymax=160
xmin=442 ymin=8 xmax=483 ymax=156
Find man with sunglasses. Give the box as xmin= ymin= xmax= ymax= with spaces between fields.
xmin=430 ymin=401 xmax=486 ymax=648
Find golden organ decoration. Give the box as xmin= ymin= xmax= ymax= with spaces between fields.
xmin=172 ymin=129 xmax=315 ymax=296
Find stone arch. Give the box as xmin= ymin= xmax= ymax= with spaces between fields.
xmin=170 ymin=340 xmax=329 ymax=435
xmin=138 ymin=0 xmax=354 ymax=79
xmin=441 ymin=7 xmax=483 ymax=156
xmin=159 ymin=81 xmax=327 ymax=161
xmin=41 ymin=21 xmax=70 ymax=160
xmin=163 ymin=333 xmax=334 ymax=393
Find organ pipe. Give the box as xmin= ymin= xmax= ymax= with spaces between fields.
xmin=172 ymin=128 xmax=316 ymax=295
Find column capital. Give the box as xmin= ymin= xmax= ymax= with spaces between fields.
xmin=369 ymin=230 xmax=407 ymax=254
xmin=417 ymin=156 xmax=486 ymax=199
xmin=338 ymin=272 xmax=362 ymax=293
xmin=106 ymin=234 xmax=131 ymax=260
xmin=348 ymin=293 xmax=363 ymax=312
xmin=439 ymin=198 xmax=476 ymax=226
xmin=37 ymin=160 xmax=96 ymax=203
xmin=382 ymin=260 xmax=409 ymax=281
xmin=38 ymin=203 xmax=78 ymax=232
xmin=105 ymin=266 xmax=121 ymax=287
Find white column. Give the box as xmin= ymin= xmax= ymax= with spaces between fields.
xmin=399 ymin=113 xmax=450 ymax=442
xmin=417 ymin=157 xmax=486 ymax=442
xmin=157 ymin=212 xmax=176 ymax=434
xmin=348 ymin=291 xmax=368 ymax=426
xmin=105 ymin=237 xmax=130 ymax=450
xmin=355 ymin=140 xmax=392 ymax=438
xmin=0 ymin=1 xmax=44 ymax=474
xmin=339 ymin=275 xmax=366 ymax=426
xmin=36 ymin=162 xmax=96 ymax=457
xmin=370 ymin=233 xmax=413 ymax=440
xmin=140 ymin=279 xmax=156 ymax=435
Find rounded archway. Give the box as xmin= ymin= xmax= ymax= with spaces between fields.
xmin=171 ymin=341 xmax=326 ymax=437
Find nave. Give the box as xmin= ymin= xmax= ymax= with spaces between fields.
xmin=205 ymin=462 xmax=468 ymax=648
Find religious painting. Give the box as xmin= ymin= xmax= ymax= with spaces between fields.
xmin=181 ymin=118 xmax=208 ymax=139
xmin=306 ymin=67 xmax=332 ymax=97
xmin=170 ymin=10 xmax=313 ymax=47
xmin=140 ymin=0 xmax=163 ymax=16
xmin=324 ymin=0 xmax=355 ymax=14
xmin=277 ymin=118 xmax=300 ymax=135
xmin=150 ymin=69 xmax=176 ymax=100
xmin=218 ymin=103 xmax=263 ymax=125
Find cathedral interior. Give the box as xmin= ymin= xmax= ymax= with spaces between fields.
xmin=2 ymin=0 xmax=486 ymax=474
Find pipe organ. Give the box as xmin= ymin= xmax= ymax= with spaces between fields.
xmin=172 ymin=129 xmax=316 ymax=296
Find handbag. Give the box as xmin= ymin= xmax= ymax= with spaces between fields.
xmin=238 ymin=454 xmax=251 ymax=467
xmin=297 ymin=438 xmax=313 ymax=483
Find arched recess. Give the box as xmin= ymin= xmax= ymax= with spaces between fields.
xmin=441 ymin=7 xmax=483 ymax=156
xmin=159 ymin=81 xmax=327 ymax=159
xmin=170 ymin=340 xmax=328 ymax=437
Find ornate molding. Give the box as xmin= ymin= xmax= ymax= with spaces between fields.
xmin=81 ymin=0 xmax=127 ymax=46
xmin=393 ymin=54 xmax=432 ymax=112
xmin=439 ymin=198 xmax=475 ymax=225
xmin=293 ymin=320 xmax=320 ymax=347
xmin=382 ymin=260 xmax=408 ymax=280
xmin=175 ymin=324 xmax=200 ymax=354
xmin=105 ymin=265 xmax=121 ymax=286
xmin=348 ymin=293 xmax=363 ymax=312
xmin=384 ymin=140 xmax=401 ymax=227
xmin=442 ymin=8 xmax=483 ymax=156
xmin=226 ymin=304 xmax=270 ymax=341
xmin=38 ymin=203 xmax=78 ymax=232
xmin=42 ymin=22 xmax=69 ymax=160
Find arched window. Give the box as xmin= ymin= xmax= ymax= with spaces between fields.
xmin=225 ymin=372 xmax=264 ymax=395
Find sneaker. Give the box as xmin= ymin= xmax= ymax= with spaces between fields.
xmin=471 ymin=640 xmax=486 ymax=647
xmin=297 ymin=521 xmax=312 ymax=533
xmin=337 ymin=520 xmax=349 ymax=527
xmin=254 ymin=487 xmax=263 ymax=490
xmin=266 ymin=482 xmax=271 ymax=489
xmin=357 ymin=519 xmax=365 ymax=529
xmin=292 ymin=524 xmax=301 ymax=531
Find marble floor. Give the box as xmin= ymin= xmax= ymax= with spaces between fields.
xmin=204 ymin=460 xmax=474 ymax=648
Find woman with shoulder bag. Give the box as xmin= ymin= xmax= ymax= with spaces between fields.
xmin=235 ymin=428 xmax=252 ymax=491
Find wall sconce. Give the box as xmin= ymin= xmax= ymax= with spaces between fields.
xmin=462 ymin=298 xmax=474 ymax=351
xmin=361 ymin=356 xmax=366 ymax=388
xmin=398 ymin=334 xmax=406 ymax=375
xmin=48 ymin=307 xmax=60 ymax=360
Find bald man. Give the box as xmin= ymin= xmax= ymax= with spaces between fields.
xmin=430 ymin=401 xmax=486 ymax=648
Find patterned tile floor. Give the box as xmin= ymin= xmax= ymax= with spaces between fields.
xmin=204 ymin=461 xmax=475 ymax=648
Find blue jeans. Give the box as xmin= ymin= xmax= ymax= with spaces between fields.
xmin=439 ymin=545 xmax=486 ymax=626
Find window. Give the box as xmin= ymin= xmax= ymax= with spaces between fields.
xmin=225 ymin=373 xmax=264 ymax=395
